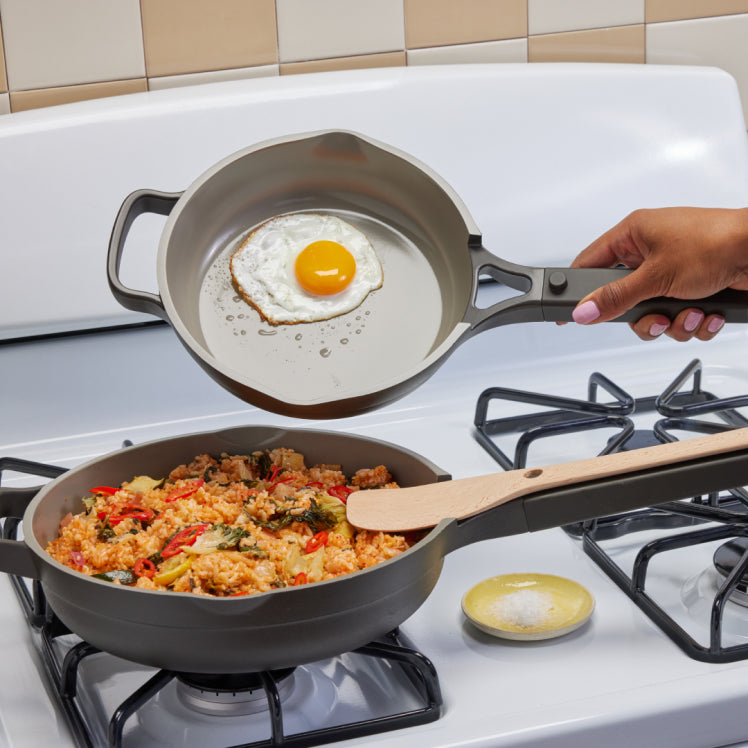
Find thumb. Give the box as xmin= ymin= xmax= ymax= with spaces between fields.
xmin=572 ymin=267 xmax=660 ymax=324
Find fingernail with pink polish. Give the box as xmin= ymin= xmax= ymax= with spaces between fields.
xmin=572 ymin=300 xmax=601 ymax=325
xmin=649 ymin=322 xmax=669 ymax=337
xmin=707 ymin=317 xmax=725 ymax=334
xmin=684 ymin=311 xmax=704 ymax=332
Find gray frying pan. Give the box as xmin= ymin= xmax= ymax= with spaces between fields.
xmin=3 ymin=425 xmax=748 ymax=674
xmin=108 ymin=130 xmax=748 ymax=418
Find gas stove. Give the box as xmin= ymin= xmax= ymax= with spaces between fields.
xmin=2 ymin=63 xmax=748 ymax=747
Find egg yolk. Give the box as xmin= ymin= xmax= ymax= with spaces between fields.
xmin=294 ymin=241 xmax=356 ymax=296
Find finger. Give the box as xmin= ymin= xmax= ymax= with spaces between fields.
xmin=694 ymin=314 xmax=725 ymax=341
xmin=664 ymin=309 xmax=705 ymax=342
xmin=572 ymin=263 xmax=668 ymax=325
xmin=570 ymin=215 xmax=638 ymax=270
xmin=628 ymin=314 xmax=670 ymax=341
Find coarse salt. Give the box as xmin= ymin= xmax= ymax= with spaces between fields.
xmin=492 ymin=588 xmax=554 ymax=629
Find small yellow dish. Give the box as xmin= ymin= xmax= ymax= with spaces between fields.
xmin=462 ymin=573 xmax=595 ymax=641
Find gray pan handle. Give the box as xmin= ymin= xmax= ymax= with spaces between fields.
xmin=107 ymin=189 xmax=182 ymax=320
xmin=447 ymin=445 xmax=748 ymax=552
xmin=466 ymin=249 xmax=748 ymax=333
xmin=0 ymin=487 xmax=42 ymax=578
xmin=0 ymin=459 xmax=67 ymax=579
xmin=540 ymin=266 xmax=748 ymax=323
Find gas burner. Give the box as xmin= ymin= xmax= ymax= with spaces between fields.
xmin=176 ymin=669 xmax=296 ymax=717
xmin=474 ymin=358 xmax=748 ymax=663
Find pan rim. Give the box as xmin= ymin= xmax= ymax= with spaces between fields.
xmin=23 ymin=423 xmax=453 ymax=608
xmin=153 ymin=129 xmax=481 ymax=408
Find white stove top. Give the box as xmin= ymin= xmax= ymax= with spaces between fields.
xmin=2 ymin=62 xmax=748 ymax=747
xmin=4 ymin=322 xmax=748 ymax=748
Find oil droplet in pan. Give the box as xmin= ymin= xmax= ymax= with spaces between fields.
xmin=258 ymin=329 xmax=277 ymax=336
xmin=340 ymin=338 xmax=349 ymax=345
xmin=320 ymin=348 xmax=331 ymax=358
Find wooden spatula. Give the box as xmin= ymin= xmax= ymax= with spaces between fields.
xmin=345 ymin=427 xmax=748 ymax=532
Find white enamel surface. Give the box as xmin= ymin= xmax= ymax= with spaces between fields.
xmin=2 ymin=63 xmax=748 ymax=748
xmin=1 ymin=63 xmax=747 ymax=339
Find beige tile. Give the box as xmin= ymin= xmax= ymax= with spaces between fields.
xmin=646 ymin=0 xmax=748 ymax=23
xmin=407 ymin=38 xmax=528 ymax=65
xmin=277 ymin=0 xmax=404 ymax=63
xmin=529 ymin=0 xmax=643 ymax=35
xmin=529 ymin=24 xmax=645 ymax=63
xmin=280 ymin=51 xmax=406 ymax=76
xmin=647 ymin=14 xmax=748 ymax=124
xmin=404 ymin=0 xmax=527 ymax=49
xmin=10 ymin=79 xmax=147 ymax=113
xmin=140 ymin=0 xmax=278 ymax=77
xmin=0 ymin=0 xmax=145 ymax=90
xmin=0 ymin=93 xmax=9 ymax=115
xmin=0 ymin=17 xmax=7 ymax=93
xmin=149 ymin=66 xmax=280 ymax=91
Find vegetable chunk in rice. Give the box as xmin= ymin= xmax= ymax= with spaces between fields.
xmin=46 ymin=448 xmax=420 ymax=597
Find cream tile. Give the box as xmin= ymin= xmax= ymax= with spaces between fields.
xmin=646 ymin=0 xmax=748 ymax=23
xmin=149 ymin=66 xmax=280 ymax=91
xmin=529 ymin=25 xmax=645 ymax=63
xmin=529 ymin=0 xmax=644 ymax=35
xmin=280 ymin=51 xmax=406 ymax=75
xmin=276 ymin=0 xmax=404 ymax=64
xmin=140 ymin=0 xmax=278 ymax=77
xmin=0 ymin=93 xmax=9 ymax=115
xmin=405 ymin=0 xmax=527 ymax=49
xmin=407 ymin=39 xmax=528 ymax=65
xmin=10 ymin=79 xmax=147 ymax=113
xmin=0 ymin=0 xmax=145 ymax=90
xmin=647 ymin=14 xmax=748 ymax=125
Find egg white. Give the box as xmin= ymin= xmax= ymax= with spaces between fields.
xmin=230 ymin=213 xmax=383 ymax=325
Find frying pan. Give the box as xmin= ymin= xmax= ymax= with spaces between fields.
xmin=108 ymin=130 xmax=748 ymax=419
xmin=2 ymin=424 xmax=748 ymax=674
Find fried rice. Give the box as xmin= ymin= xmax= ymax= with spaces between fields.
xmin=45 ymin=448 xmax=418 ymax=597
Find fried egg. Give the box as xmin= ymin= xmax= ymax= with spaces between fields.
xmin=230 ymin=213 xmax=383 ymax=325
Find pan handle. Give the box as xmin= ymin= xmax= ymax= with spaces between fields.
xmin=0 ymin=459 xmax=67 ymax=579
xmin=539 ymin=266 xmax=748 ymax=323
xmin=107 ymin=189 xmax=182 ymax=320
xmin=465 ymin=250 xmax=748 ymax=333
xmin=0 ymin=489 xmax=42 ymax=578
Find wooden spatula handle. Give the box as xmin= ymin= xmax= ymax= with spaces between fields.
xmin=346 ymin=427 xmax=748 ymax=531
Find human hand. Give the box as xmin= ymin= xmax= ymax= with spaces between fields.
xmin=570 ymin=207 xmax=748 ymax=341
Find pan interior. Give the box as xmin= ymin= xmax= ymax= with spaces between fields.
xmin=162 ymin=132 xmax=475 ymax=406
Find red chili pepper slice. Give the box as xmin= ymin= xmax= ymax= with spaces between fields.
xmin=264 ymin=464 xmax=295 ymax=489
xmin=165 ymin=478 xmax=205 ymax=503
xmin=293 ymin=572 xmax=308 ymax=585
xmin=327 ymin=485 xmax=354 ymax=503
xmin=90 ymin=486 xmax=121 ymax=496
xmin=161 ymin=524 xmax=209 ymax=558
xmin=305 ymin=481 xmax=323 ymax=488
xmin=133 ymin=558 xmax=156 ymax=578
xmin=305 ymin=531 xmax=329 ymax=554
xmin=109 ymin=504 xmax=155 ymax=526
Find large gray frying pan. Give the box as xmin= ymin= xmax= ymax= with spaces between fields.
xmin=108 ymin=130 xmax=748 ymax=419
xmin=2 ymin=425 xmax=748 ymax=674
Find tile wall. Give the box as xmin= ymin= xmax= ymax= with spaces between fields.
xmin=0 ymin=0 xmax=747 ymax=124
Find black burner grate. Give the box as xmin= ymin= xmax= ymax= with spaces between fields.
xmin=474 ymin=358 xmax=748 ymax=663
